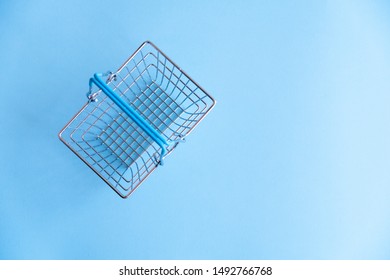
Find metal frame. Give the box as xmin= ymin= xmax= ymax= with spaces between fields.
xmin=58 ymin=41 xmax=216 ymax=198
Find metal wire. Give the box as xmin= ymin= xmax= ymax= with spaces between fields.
xmin=59 ymin=41 xmax=215 ymax=198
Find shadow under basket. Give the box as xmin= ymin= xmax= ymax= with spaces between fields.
xmin=59 ymin=41 xmax=216 ymax=198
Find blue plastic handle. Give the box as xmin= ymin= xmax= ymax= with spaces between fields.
xmin=89 ymin=73 xmax=168 ymax=165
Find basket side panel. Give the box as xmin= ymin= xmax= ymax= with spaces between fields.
xmin=59 ymin=92 xmax=161 ymax=197
xmin=110 ymin=42 xmax=215 ymax=142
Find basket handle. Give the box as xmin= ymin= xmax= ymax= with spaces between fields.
xmin=88 ymin=72 xmax=168 ymax=165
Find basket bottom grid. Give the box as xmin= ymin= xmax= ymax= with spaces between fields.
xmin=98 ymin=113 xmax=153 ymax=168
xmin=121 ymin=80 xmax=184 ymax=138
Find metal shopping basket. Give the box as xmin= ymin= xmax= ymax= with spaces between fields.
xmin=58 ymin=41 xmax=216 ymax=198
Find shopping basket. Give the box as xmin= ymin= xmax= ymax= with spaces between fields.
xmin=58 ymin=41 xmax=216 ymax=198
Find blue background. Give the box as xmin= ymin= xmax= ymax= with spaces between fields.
xmin=1 ymin=0 xmax=389 ymax=259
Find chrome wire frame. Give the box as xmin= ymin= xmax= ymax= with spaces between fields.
xmin=59 ymin=41 xmax=216 ymax=198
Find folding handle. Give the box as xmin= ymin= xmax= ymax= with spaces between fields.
xmin=88 ymin=72 xmax=168 ymax=165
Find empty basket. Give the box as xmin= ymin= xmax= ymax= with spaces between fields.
xmin=58 ymin=41 xmax=216 ymax=198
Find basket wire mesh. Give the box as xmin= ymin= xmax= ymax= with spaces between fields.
xmin=59 ymin=41 xmax=216 ymax=198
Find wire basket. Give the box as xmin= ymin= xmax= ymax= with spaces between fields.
xmin=58 ymin=41 xmax=216 ymax=198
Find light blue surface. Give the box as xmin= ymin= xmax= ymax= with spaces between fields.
xmin=1 ymin=0 xmax=390 ymax=259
